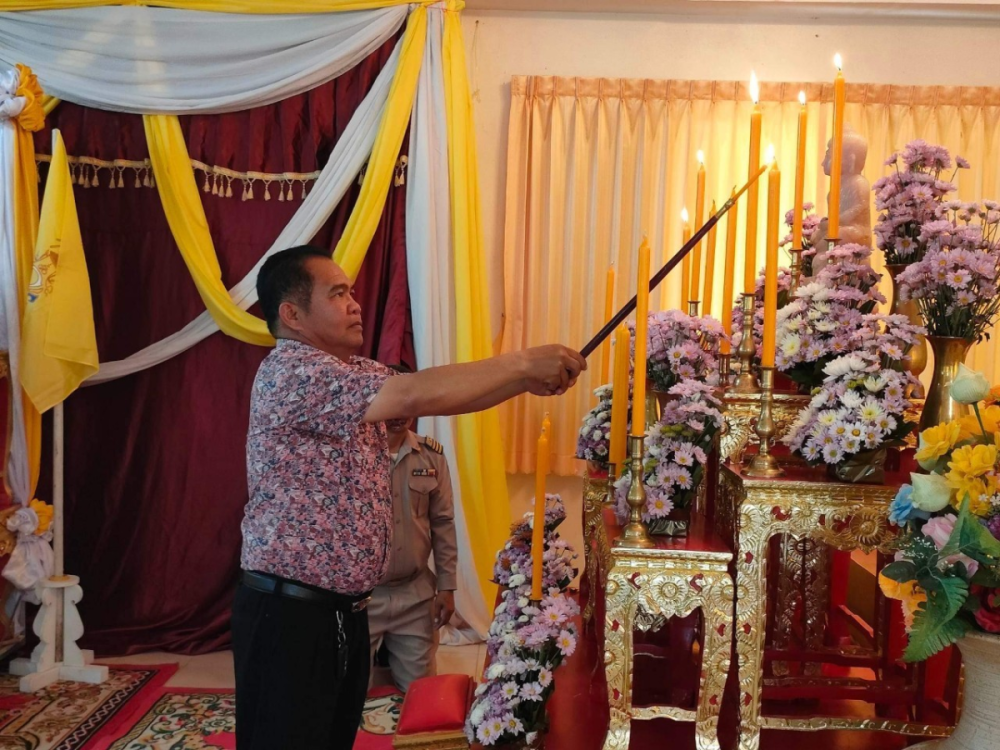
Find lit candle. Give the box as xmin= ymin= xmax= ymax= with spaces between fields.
xmin=762 ymin=145 xmax=780 ymax=369
xmin=692 ymin=151 xmax=706 ymax=301
xmin=680 ymin=208 xmax=691 ymax=305
xmin=609 ymin=324 xmax=630 ymax=468
xmin=601 ymin=265 xmax=615 ymax=384
xmin=829 ymin=54 xmax=845 ymax=240
xmin=721 ymin=188 xmax=738 ymax=355
xmin=744 ymin=71 xmax=762 ymax=295
xmin=632 ymin=240 xmax=650 ymax=436
xmin=531 ymin=415 xmax=550 ymax=601
xmin=793 ymin=91 xmax=808 ymax=249
xmin=704 ymin=200 xmax=718 ymax=317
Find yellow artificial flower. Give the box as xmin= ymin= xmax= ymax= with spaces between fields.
xmin=949 ymin=443 xmax=997 ymax=479
xmin=878 ymin=574 xmax=927 ymax=631
xmin=958 ymin=405 xmax=1000 ymax=440
xmin=916 ymin=421 xmax=963 ymax=468
xmin=985 ymin=385 xmax=1000 ymax=407
xmin=29 ymin=499 xmax=53 ymax=536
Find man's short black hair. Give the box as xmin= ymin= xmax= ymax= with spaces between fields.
xmin=257 ymin=246 xmax=330 ymax=335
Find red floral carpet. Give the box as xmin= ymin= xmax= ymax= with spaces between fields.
xmin=91 ymin=685 xmax=403 ymax=750
xmin=0 ymin=664 xmax=176 ymax=750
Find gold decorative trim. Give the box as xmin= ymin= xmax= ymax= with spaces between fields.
xmin=758 ymin=716 xmax=952 ymax=737
xmin=35 ymin=153 xmax=409 ymax=201
xmin=720 ymin=392 xmax=808 ymax=466
xmin=392 ymin=728 xmax=469 ymax=749
xmin=582 ymin=470 xmax=611 ymax=626
xmin=632 ymin=706 xmax=697 ymax=722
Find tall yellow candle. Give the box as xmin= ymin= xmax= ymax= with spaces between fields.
xmin=744 ymin=71 xmax=762 ymax=294
xmin=609 ymin=324 xmax=630 ymax=468
xmin=721 ymin=189 xmax=738 ymax=355
xmin=829 ymin=55 xmax=845 ymax=240
xmin=762 ymin=146 xmax=780 ymax=369
xmin=531 ymin=416 xmax=550 ymax=601
xmin=632 ymin=240 xmax=650 ymax=437
xmin=692 ymin=151 xmax=706 ymax=301
xmin=792 ymin=91 xmax=808 ymax=249
xmin=704 ymin=200 xmax=718 ymax=317
xmin=601 ymin=266 xmax=615 ymax=384
xmin=680 ymin=208 xmax=691 ymax=305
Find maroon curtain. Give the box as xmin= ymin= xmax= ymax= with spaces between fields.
xmin=29 ymin=36 xmax=412 ymax=655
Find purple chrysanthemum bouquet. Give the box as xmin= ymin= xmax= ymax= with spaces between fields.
xmin=780 ymin=202 xmax=822 ymax=277
xmin=630 ymin=310 xmax=727 ymax=391
xmin=897 ymin=202 xmax=1000 ymax=341
xmin=874 ymin=139 xmax=968 ymax=265
xmin=575 ymin=384 xmax=629 ymax=463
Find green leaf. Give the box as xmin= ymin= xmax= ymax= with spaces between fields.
xmin=881 ymin=560 xmax=918 ymax=583
xmin=903 ymin=574 xmax=970 ymax=662
xmin=939 ymin=499 xmax=1000 ymax=566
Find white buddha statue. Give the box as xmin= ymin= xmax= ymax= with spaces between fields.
xmin=810 ymin=124 xmax=872 ymax=275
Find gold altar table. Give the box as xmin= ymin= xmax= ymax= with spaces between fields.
xmin=717 ymin=463 xmax=953 ymax=750
xmin=601 ymin=509 xmax=734 ymax=750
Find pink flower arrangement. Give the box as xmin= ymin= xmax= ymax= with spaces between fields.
xmin=897 ymin=202 xmax=1000 ymax=341
xmin=780 ymin=202 xmax=822 ymax=277
xmin=630 ymin=310 xmax=726 ymax=392
xmin=468 ymin=495 xmax=580 ymax=746
xmin=613 ymin=380 xmax=723 ymax=521
xmin=576 ymin=384 xmax=629 ymax=463
xmin=873 ymin=139 xmax=967 ymax=265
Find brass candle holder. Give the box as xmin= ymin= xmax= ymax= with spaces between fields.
xmin=745 ymin=366 xmax=784 ymax=477
xmin=789 ymin=247 xmax=803 ymax=292
xmin=687 ymin=300 xmax=700 ymax=317
xmin=719 ymin=352 xmax=731 ymax=389
xmin=615 ymin=435 xmax=654 ymax=549
xmin=605 ymin=462 xmax=618 ymax=507
xmin=733 ymin=292 xmax=760 ymax=393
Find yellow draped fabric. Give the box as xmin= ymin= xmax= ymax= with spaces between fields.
xmin=21 ymin=130 xmax=99 ymax=413
xmin=142 ymin=7 xmax=425 ymax=345
xmin=144 ymin=115 xmax=275 ymax=346
xmin=0 ymin=0 xmax=434 ymax=10
xmin=442 ymin=3 xmax=509 ymax=603
xmin=10 ymin=65 xmax=43 ymax=500
xmin=334 ymin=5 xmax=425 ymax=280
xmin=502 ymin=76 xmax=1000 ymax=474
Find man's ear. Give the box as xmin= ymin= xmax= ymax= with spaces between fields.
xmin=278 ymin=300 xmax=303 ymax=333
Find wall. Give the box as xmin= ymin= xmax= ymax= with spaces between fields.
xmin=462 ymin=8 xmax=1000 ymax=534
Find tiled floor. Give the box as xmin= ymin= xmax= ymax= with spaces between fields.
xmin=99 ymin=642 xmax=487 ymax=689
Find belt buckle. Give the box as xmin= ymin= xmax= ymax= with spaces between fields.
xmin=352 ymin=596 xmax=371 ymax=613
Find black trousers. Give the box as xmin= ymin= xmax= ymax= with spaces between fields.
xmin=231 ymin=583 xmax=370 ymax=750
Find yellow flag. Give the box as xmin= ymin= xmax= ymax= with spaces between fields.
xmin=20 ymin=129 xmax=98 ymax=413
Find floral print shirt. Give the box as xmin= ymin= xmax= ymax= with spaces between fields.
xmin=241 ymin=338 xmax=393 ymax=595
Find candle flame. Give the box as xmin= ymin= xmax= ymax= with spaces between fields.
xmin=765 ymin=143 xmax=776 ymax=164
xmin=681 ymin=207 xmax=689 ymax=223
xmin=834 ymin=53 xmax=842 ymax=71
xmin=749 ymin=71 xmax=759 ymax=104
xmin=697 ymin=149 xmax=705 ymax=165
xmin=798 ymin=90 xmax=806 ymax=106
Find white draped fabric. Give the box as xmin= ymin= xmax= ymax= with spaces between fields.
xmin=0 ymin=6 xmax=406 ymax=114
xmin=0 ymin=67 xmax=30 ymax=506
xmin=88 ymin=39 xmax=401 ymax=383
xmin=407 ymin=6 xmax=487 ymax=638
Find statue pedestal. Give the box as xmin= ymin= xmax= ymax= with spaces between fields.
xmin=8 ymin=575 xmax=108 ymax=692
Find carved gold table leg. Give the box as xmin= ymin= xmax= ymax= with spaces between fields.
xmin=603 ymin=570 xmax=633 ymax=750
xmin=696 ymin=571 xmax=735 ymax=750
xmin=735 ymin=509 xmax=770 ymax=750
xmin=583 ymin=474 xmax=609 ymax=626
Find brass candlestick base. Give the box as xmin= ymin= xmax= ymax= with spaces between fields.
xmin=719 ymin=352 xmax=732 ymax=389
xmin=746 ymin=366 xmax=784 ymax=477
xmin=733 ymin=292 xmax=760 ymax=393
xmin=687 ymin=300 xmax=700 ymax=317
xmin=605 ymin=462 xmax=618 ymax=507
xmin=615 ymin=435 xmax=654 ymax=549
xmin=789 ymin=247 xmax=803 ymax=292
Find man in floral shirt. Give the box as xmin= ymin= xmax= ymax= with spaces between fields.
xmin=232 ymin=246 xmax=585 ymax=749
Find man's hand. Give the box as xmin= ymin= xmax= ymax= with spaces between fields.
xmin=433 ymin=590 xmax=455 ymax=630
xmin=519 ymin=345 xmax=587 ymax=397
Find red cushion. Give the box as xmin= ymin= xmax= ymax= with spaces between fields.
xmin=395 ymin=674 xmax=474 ymax=736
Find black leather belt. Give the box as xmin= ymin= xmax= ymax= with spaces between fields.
xmin=242 ymin=571 xmax=372 ymax=613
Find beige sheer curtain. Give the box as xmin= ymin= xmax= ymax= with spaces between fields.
xmin=500 ymin=75 xmax=1000 ymax=475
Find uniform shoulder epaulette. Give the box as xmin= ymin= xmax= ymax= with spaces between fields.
xmin=421 ymin=436 xmax=444 ymax=454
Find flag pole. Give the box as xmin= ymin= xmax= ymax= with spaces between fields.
xmin=53 ymin=401 xmax=64 ymax=579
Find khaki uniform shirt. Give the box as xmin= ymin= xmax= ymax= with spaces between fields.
xmin=382 ymin=432 xmax=457 ymax=596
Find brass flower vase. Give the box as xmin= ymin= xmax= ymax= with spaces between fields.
xmin=886 ymin=263 xmax=927 ymax=398
xmin=920 ymin=335 xmax=974 ymax=433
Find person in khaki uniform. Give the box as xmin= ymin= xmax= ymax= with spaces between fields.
xmin=368 ymin=410 xmax=457 ymax=692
